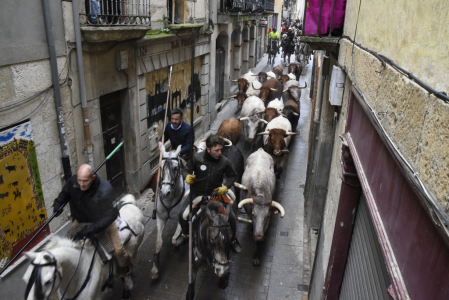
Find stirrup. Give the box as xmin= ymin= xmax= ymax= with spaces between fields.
xmin=175 ymin=233 xmax=189 ymax=247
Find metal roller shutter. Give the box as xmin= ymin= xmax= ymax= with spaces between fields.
xmin=339 ymin=195 xmax=391 ymax=300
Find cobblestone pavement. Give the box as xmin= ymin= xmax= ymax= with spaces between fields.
xmin=106 ymin=52 xmax=313 ymax=300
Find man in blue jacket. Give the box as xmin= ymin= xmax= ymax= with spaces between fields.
xmin=158 ymin=107 xmax=194 ymax=160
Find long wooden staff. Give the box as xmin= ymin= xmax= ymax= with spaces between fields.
xmin=152 ymin=66 xmax=174 ymax=220
xmin=187 ymin=27 xmax=196 ymax=300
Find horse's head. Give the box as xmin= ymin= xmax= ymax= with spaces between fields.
xmin=23 ymin=251 xmax=62 ymax=300
xmin=160 ymin=145 xmax=183 ymax=197
xmin=205 ymin=200 xmax=233 ymax=277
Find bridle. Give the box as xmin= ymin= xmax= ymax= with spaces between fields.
xmin=158 ymin=156 xmax=185 ymax=215
xmin=25 ymin=251 xmax=61 ymax=300
xmin=209 ymin=223 xmax=233 ymax=266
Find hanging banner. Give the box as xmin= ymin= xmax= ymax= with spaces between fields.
xmin=0 ymin=122 xmax=49 ymax=271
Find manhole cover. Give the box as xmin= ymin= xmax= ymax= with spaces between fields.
xmin=280 ymin=231 xmax=288 ymax=236
xmin=298 ymin=284 xmax=309 ymax=291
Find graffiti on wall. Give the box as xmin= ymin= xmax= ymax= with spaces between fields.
xmin=146 ymin=57 xmax=202 ymax=138
xmin=0 ymin=122 xmax=48 ymax=270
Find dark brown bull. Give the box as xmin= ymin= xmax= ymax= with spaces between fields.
xmin=282 ymin=82 xmax=307 ymax=104
xmin=252 ymin=72 xmax=268 ymax=84
xmin=217 ymin=117 xmax=242 ymax=145
xmin=256 ymin=107 xmax=281 ymax=123
xmin=231 ymin=78 xmax=250 ymax=92
xmin=253 ymin=78 xmax=282 ymax=105
xmin=230 ymin=92 xmax=249 ymax=109
xmin=272 ymin=66 xmax=283 ymax=79
xmin=288 ymin=63 xmax=302 ymax=81
xmin=279 ymin=75 xmax=291 ymax=84
xmin=283 ymin=100 xmax=300 ymax=130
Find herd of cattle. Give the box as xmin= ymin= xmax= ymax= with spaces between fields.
xmin=196 ymin=62 xmax=307 ymax=265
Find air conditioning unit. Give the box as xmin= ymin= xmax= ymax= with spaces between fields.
xmin=329 ymin=65 xmax=345 ymax=106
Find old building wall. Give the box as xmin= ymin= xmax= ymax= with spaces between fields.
xmin=339 ymin=38 xmax=449 ymax=212
xmin=344 ymin=0 xmax=449 ymax=93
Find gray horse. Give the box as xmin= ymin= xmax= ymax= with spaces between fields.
xmin=151 ymin=144 xmax=187 ymax=280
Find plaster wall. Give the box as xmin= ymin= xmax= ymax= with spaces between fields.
xmin=344 ymin=0 xmax=449 ymax=93
xmin=275 ymin=0 xmax=283 ymax=29
xmin=339 ymin=38 xmax=449 ymax=212
xmin=0 ymin=57 xmax=76 ymax=232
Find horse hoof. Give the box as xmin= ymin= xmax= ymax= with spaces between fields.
xmin=253 ymin=258 xmax=261 ymax=266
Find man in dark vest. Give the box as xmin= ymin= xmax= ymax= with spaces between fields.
xmin=158 ymin=107 xmax=194 ymax=161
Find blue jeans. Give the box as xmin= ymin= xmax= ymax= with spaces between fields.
xmin=90 ymin=0 xmax=101 ymax=22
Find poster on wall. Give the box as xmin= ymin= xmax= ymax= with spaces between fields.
xmin=146 ymin=57 xmax=202 ymax=139
xmin=0 ymin=122 xmax=49 ymax=271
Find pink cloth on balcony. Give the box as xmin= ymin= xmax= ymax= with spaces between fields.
xmin=305 ymin=0 xmax=347 ymax=35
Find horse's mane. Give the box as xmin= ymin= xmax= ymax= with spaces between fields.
xmin=44 ymin=235 xmax=95 ymax=251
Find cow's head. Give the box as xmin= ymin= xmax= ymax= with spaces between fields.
xmin=231 ymin=78 xmax=250 ymax=92
xmin=238 ymin=197 xmax=285 ymax=241
xmin=263 ymin=107 xmax=281 ymax=122
xmin=257 ymin=86 xmax=277 ymax=103
xmin=230 ymin=92 xmax=249 ymax=109
xmin=259 ymin=128 xmax=298 ymax=156
xmin=280 ymin=75 xmax=290 ymax=84
xmin=254 ymin=72 xmax=268 ymax=84
xmin=240 ymin=115 xmax=267 ymax=142
xmin=283 ymin=82 xmax=307 ymax=102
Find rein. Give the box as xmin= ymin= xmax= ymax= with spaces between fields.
xmin=158 ymin=156 xmax=185 ymax=215
xmin=25 ymin=252 xmax=61 ymax=300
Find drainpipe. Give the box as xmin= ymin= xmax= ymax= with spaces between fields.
xmin=42 ymin=0 xmax=72 ymax=180
xmin=72 ymin=0 xmax=94 ymax=166
xmin=207 ymin=0 xmax=213 ymax=128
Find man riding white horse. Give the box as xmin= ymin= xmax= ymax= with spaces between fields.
xmin=175 ymin=135 xmax=243 ymax=253
xmin=52 ymin=164 xmax=134 ymax=291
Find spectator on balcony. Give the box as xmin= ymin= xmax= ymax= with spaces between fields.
xmin=89 ymin=0 xmax=102 ymax=24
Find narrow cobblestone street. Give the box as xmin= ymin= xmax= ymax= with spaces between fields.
xmin=106 ymin=52 xmax=313 ymax=300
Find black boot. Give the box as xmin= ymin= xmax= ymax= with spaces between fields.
xmin=230 ymin=237 xmax=243 ymax=254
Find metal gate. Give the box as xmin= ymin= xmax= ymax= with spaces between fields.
xmin=100 ymin=91 xmax=126 ymax=196
xmin=339 ymin=194 xmax=391 ymax=300
xmin=215 ymin=46 xmax=225 ymax=103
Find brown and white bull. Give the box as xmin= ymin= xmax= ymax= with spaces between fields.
xmin=283 ymin=99 xmax=300 ymax=131
xmin=282 ymin=82 xmax=307 ymax=104
xmin=252 ymin=72 xmax=269 ymax=84
xmin=239 ymin=96 xmax=267 ymax=148
xmin=287 ymin=62 xmax=302 ymax=81
xmin=259 ymin=115 xmax=299 ymax=177
xmin=257 ymin=107 xmax=281 ymax=122
xmin=231 ymin=78 xmax=250 ymax=92
xmin=252 ymin=78 xmax=283 ymax=105
xmin=217 ymin=117 xmax=242 ymax=145
xmin=272 ymin=65 xmax=283 ymax=79
xmin=234 ymin=149 xmax=285 ymax=266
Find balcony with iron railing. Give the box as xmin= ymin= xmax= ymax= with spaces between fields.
xmin=300 ymin=0 xmax=347 ymax=52
xmin=217 ymin=0 xmax=275 ymax=24
xmin=79 ymin=0 xmax=151 ymax=42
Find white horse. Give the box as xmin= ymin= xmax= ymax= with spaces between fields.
xmin=23 ymin=194 xmax=145 ymax=300
xmin=151 ymin=145 xmax=187 ymax=280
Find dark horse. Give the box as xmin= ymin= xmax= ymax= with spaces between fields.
xmin=267 ymin=38 xmax=279 ymax=67
xmin=186 ymin=198 xmax=233 ymax=299
xmin=282 ymin=35 xmax=295 ymax=64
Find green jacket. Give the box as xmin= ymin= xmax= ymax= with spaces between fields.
xmin=182 ymin=152 xmax=238 ymax=197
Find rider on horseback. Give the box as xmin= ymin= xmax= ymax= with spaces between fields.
xmin=268 ymin=28 xmax=280 ymax=58
xmin=176 ymin=135 xmax=243 ymax=253
xmin=53 ymin=164 xmax=134 ymax=290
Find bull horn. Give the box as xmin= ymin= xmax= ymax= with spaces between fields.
xmin=270 ymin=88 xmax=278 ymax=92
xmin=199 ymin=138 xmax=206 ymax=142
xmin=238 ymin=198 xmax=254 ymax=208
xmin=259 ymin=119 xmax=268 ymax=124
xmin=232 ymin=79 xmax=238 ymax=82
xmin=230 ymin=94 xmax=238 ymax=98
xmin=286 ymin=132 xmax=300 ymax=136
xmin=292 ymin=112 xmax=299 ymax=116
xmin=222 ymin=138 xmax=232 ymax=147
xmin=281 ymin=150 xmax=289 ymax=153
xmin=255 ymin=110 xmax=266 ymax=114
xmin=252 ymin=74 xmax=260 ymax=76
xmin=234 ymin=182 xmax=248 ymax=190
xmin=252 ymin=82 xmax=261 ymax=90
xmin=299 ymin=82 xmax=308 ymax=89
xmin=283 ymin=88 xmax=289 ymax=93
xmin=239 ymin=117 xmax=249 ymax=121
xmin=271 ymin=201 xmax=285 ymax=217
xmin=257 ymin=131 xmax=270 ymax=136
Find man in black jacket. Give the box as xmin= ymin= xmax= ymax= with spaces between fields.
xmin=158 ymin=107 xmax=194 ymax=161
xmin=53 ymin=164 xmax=134 ymax=289
xmin=175 ymin=135 xmax=242 ymax=253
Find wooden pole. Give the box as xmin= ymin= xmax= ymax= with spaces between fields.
xmin=152 ymin=66 xmax=174 ymax=220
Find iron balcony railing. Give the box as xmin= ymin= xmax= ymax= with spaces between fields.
xmin=218 ymin=0 xmax=274 ymax=14
xmin=83 ymin=0 xmax=151 ymax=26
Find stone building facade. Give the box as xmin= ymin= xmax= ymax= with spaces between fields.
xmin=303 ymin=0 xmax=449 ymax=299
